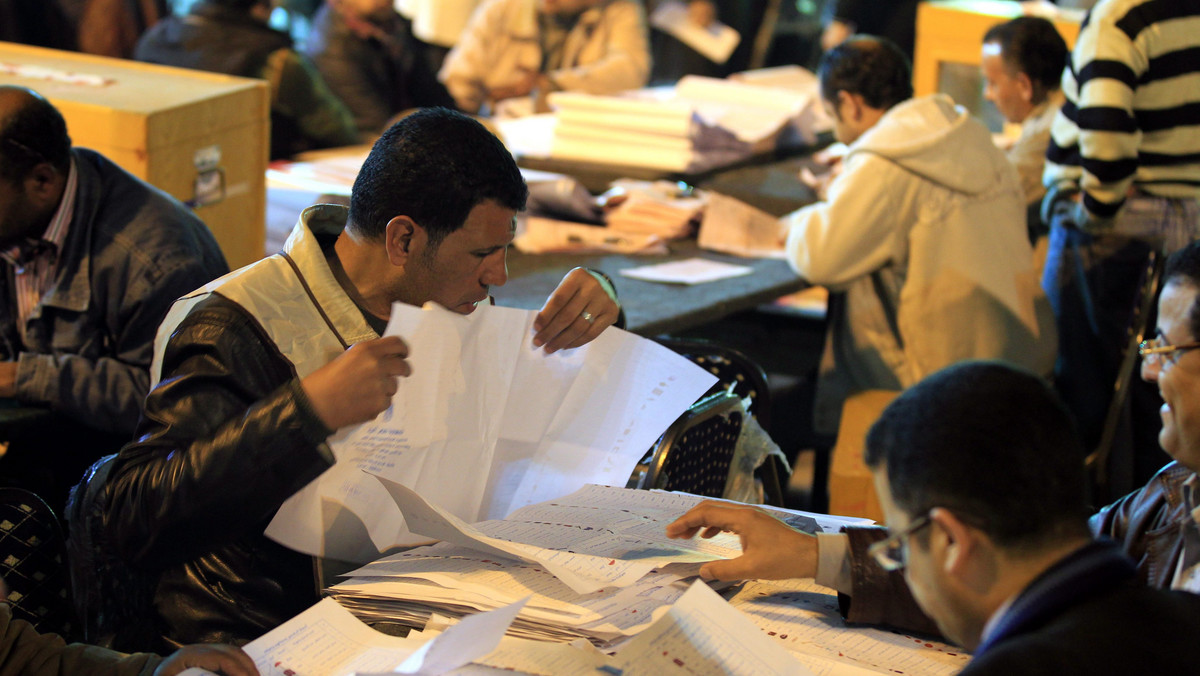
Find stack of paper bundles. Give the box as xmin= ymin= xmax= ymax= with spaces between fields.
xmin=550 ymin=93 xmax=697 ymax=171
xmin=605 ymin=194 xmax=704 ymax=240
xmin=327 ymin=484 xmax=864 ymax=652
xmin=328 ymin=543 xmax=705 ymax=647
xmin=548 ymin=75 xmax=818 ymax=173
xmin=328 ymin=483 xmax=750 ymax=647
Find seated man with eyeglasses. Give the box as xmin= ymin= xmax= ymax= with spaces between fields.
xmin=668 ymin=357 xmax=1200 ymax=670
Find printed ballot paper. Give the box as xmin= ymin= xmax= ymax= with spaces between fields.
xmin=264 ymin=302 xmax=717 ymax=562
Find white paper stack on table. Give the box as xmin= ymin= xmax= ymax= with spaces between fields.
xmin=548 ymin=74 xmax=820 ymax=173
xmin=326 ymin=483 xmax=860 ymax=649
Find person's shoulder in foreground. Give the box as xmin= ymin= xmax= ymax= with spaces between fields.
xmin=0 ymin=601 xmax=256 ymax=676
xmin=670 ymin=360 xmax=1200 ymax=672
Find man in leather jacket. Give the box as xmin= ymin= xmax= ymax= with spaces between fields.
xmin=666 ymin=241 xmax=1200 ymax=636
xmin=96 ymin=108 xmax=623 ymax=651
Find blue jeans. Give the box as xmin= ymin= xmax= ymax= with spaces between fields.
xmin=1042 ymin=196 xmax=1200 ymax=493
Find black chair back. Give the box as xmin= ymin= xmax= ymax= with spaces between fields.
xmin=0 ymin=486 xmax=76 ymax=639
xmin=653 ymin=336 xmax=772 ymax=430
xmin=640 ymin=392 xmax=745 ymax=497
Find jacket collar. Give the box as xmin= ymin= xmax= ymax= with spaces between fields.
xmin=38 ymin=149 xmax=94 ymax=315
xmin=974 ymin=540 xmax=1136 ymax=657
xmin=286 ymin=204 xmax=377 ymax=346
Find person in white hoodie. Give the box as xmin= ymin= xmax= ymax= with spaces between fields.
xmin=781 ymin=36 xmax=1055 ymax=432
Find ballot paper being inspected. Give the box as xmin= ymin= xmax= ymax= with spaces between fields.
xmin=265 ymin=303 xmax=717 ymax=562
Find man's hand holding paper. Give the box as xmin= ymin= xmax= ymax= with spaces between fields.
xmin=533 ymin=266 xmax=621 ymax=353
xmin=301 ymin=335 xmax=412 ymax=431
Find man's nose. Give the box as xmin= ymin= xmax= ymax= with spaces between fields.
xmin=481 ymin=249 xmax=509 ymax=287
xmin=1141 ymin=357 xmax=1161 ymax=384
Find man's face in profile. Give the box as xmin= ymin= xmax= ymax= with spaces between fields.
xmin=980 ymin=42 xmax=1034 ymax=124
xmin=404 ymin=200 xmax=517 ymax=314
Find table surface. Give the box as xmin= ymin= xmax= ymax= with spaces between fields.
xmin=267 ymin=150 xmax=821 ymax=338
xmin=498 ymin=240 xmax=805 ymax=336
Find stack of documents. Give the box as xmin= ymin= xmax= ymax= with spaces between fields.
xmin=548 ymin=75 xmax=820 ymax=173
xmin=233 ymin=581 xmax=826 ymax=675
xmin=605 ymin=195 xmax=702 ymax=239
xmin=326 ymin=483 xmax=861 ymax=649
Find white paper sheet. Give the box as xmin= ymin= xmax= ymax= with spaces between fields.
xmin=612 ymin=580 xmax=816 ymax=675
xmin=650 ymin=1 xmax=741 ymax=64
xmin=729 ymin=578 xmax=971 ymax=675
xmin=389 ymin=598 xmax=529 ymax=675
xmin=375 ymin=477 xmax=659 ymax=594
xmin=619 ymin=257 xmax=754 ymax=284
xmin=698 ymin=192 xmax=788 ymax=259
xmin=236 ymin=598 xmax=420 ymax=675
xmin=264 ymin=303 xmax=716 ymax=562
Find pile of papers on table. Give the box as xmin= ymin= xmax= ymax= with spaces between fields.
xmin=326 ymin=483 xmax=847 ymax=649
xmin=547 ymin=73 xmax=824 ymax=173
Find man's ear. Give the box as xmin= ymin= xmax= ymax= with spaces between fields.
xmin=929 ymin=507 xmax=979 ymax=577
xmin=24 ymin=162 xmax=62 ymax=208
xmin=384 ymin=215 xmax=421 ymax=266
xmin=1016 ymin=71 xmax=1035 ymax=103
xmin=838 ymin=90 xmax=865 ymax=122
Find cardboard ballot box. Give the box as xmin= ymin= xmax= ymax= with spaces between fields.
xmin=0 ymin=42 xmax=268 ymax=269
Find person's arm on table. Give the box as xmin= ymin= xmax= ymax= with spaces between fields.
xmin=437 ymin=0 xmax=506 ymax=114
xmin=268 ymin=49 xmax=360 ymax=151
xmin=102 ymin=297 xmax=407 ymax=570
xmin=666 ymin=501 xmax=939 ymax=634
xmin=0 ymin=603 xmax=257 ymax=676
xmin=782 ymin=153 xmax=908 ymax=285
xmin=532 ymin=267 xmax=622 ymax=353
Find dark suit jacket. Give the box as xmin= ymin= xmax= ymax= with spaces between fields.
xmin=963 ymin=541 xmax=1200 ymax=675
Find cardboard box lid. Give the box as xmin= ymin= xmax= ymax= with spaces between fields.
xmin=0 ymin=41 xmax=268 ymax=151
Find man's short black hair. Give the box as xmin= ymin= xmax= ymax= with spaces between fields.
xmin=818 ymin=35 xmax=913 ymax=111
xmin=349 ymin=108 xmax=528 ymax=246
xmin=983 ymin=17 xmax=1068 ymax=94
xmin=1164 ymin=241 xmax=1200 ymax=341
xmin=0 ymin=86 xmax=71 ymax=183
xmin=864 ymin=361 xmax=1089 ymax=549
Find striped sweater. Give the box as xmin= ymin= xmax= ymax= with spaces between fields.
xmin=1044 ymin=0 xmax=1200 ymax=222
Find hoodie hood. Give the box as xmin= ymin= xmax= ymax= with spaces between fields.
xmin=849 ymin=94 xmax=1006 ymax=196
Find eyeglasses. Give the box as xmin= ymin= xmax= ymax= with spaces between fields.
xmin=1138 ymin=331 xmax=1200 ymax=369
xmin=867 ymin=514 xmax=932 ymax=571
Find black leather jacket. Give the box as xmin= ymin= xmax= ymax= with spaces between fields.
xmin=100 ymin=293 xmax=333 ymax=651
